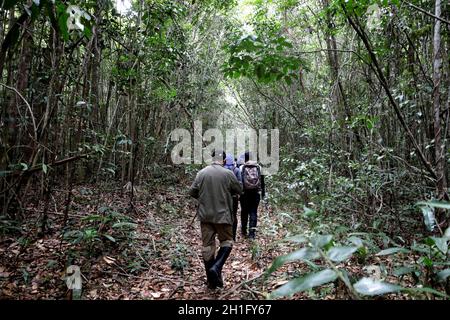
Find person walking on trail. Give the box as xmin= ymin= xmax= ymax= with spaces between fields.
xmin=224 ymin=153 xmax=242 ymax=241
xmin=188 ymin=149 xmax=242 ymax=289
xmin=239 ymin=151 xmax=265 ymax=240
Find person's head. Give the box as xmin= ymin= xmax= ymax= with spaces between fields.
xmin=237 ymin=153 xmax=245 ymax=166
xmin=244 ymin=151 xmax=251 ymax=163
xmin=211 ymin=149 xmax=226 ymax=165
xmin=225 ymin=153 xmax=234 ymax=166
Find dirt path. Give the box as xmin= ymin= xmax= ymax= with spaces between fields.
xmin=115 ymin=189 xmax=283 ymax=300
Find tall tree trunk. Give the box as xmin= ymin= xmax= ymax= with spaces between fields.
xmin=432 ymin=0 xmax=446 ymax=199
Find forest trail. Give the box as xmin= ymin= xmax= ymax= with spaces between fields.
xmin=95 ymin=185 xmax=291 ymax=300
xmin=0 ymin=182 xmax=297 ymax=300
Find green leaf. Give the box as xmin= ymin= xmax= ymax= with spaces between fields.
xmin=284 ymin=75 xmax=292 ymax=85
xmin=83 ymin=24 xmax=92 ymax=38
xmin=112 ymin=222 xmax=138 ymax=229
xmin=410 ymin=243 xmax=429 ymax=254
xmin=42 ymin=163 xmax=48 ymax=174
xmin=57 ymin=3 xmax=70 ymax=41
xmin=284 ymin=235 xmax=308 ymax=243
xmin=353 ymin=278 xmax=402 ymax=296
xmin=303 ymin=206 xmax=318 ymax=218
xmin=444 ymin=227 xmax=450 ymax=238
xmin=267 ymin=248 xmax=320 ymax=274
xmin=311 ymin=234 xmax=333 ymax=248
xmin=407 ymin=287 xmax=449 ymax=298
xmin=103 ymin=234 xmax=116 ymax=243
xmin=269 ymin=269 xmax=337 ymax=298
xmin=420 ymin=256 xmax=434 ymax=268
xmin=376 ymin=247 xmax=410 ymax=256
xmin=431 ymin=237 xmax=448 ymax=255
xmin=327 ymin=246 xmax=358 ymax=262
xmin=393 ymin=267 xmax=416 ymax=277
xmin=436 ymin=269 xmax=450 ymax=282
xmin=417 ymin=200 xmax=450 ymax=210
xmin=347 ymin=236 xmax=364 ymax=248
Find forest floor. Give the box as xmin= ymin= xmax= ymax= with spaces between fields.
xmin=0 ymin=182 xmax=313 ymax=300
xmin=0 ymin=181 xmax=425 ymax=300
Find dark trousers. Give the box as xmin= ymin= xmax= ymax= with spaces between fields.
xmin=232 ymin=196 xmax=238 ymax=241
xmin=240 ymin=191 xmax=260 ymax=235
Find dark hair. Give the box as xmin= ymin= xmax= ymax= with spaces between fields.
xmin=244 ymin=151 xmax=251 ymax=162
xmin=212 ymin=149 xmax=226 ymax=161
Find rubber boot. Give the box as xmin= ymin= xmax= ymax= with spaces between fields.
xmin=204 ymin=259 xmax=216 ymax=289
xmin=208 ymin=246 xmax=232 ymax=288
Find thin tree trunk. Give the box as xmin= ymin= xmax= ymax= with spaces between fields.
xmin=433 ymin=0 xmax=446 ymax=199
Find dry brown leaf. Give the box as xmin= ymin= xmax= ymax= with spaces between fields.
xmin=273 ymin=280 xmax=289 ymax=288
xmin=103 ymin=256 xmax=116 ymax=265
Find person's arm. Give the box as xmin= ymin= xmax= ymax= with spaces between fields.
xmin=230 ymin=173 xmax=243 ymax=196
xmin=261 ymin=175 xmax=265 ymax=199
xmin=236 ymin=168 xmax=243 ymax=188
xmin=260 ymin=167 xmax=265 ymax=199
xmin=188 ymin=174 xmax=200 ymax=199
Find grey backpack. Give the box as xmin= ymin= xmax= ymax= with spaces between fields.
xmin=242 ymin=164 xmax=261 ymax=190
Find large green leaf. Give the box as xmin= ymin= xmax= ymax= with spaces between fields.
xmin=407 ymin=287 xmax=449 ymax=299
xmin=103 ymin=234 xmax=116 ymax=243
xmin=376 ymin=247 xmax=409 ymax=256
xmin=436 ymin=269 xmax=450 ymax=282
xmin=284 ymin=235 xmax=308 ymax=243
xmin=347 ymin=236 xmax=364 ymax=248
xmin=444 ymin=227 xmax=450 ymax=238
xmin=267 ymin=248 xmax=320 ymax=274
xmin=430 ymin=237 xmax=448 ymax=255
xmin=353 ymin=278 xmax=402 ymax=296
xmin=269 ymin=269 xmax=337 ymax=298
xmin=327 ymin=246 xmax=358 ymax=262
xmin=303 ymin=206 xmax=318 ymax=218
xmin=311 ymin=234 xmax=333 ymax=248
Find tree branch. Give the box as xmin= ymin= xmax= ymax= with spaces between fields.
xmin=0 ymin=82 xmax=37 ymax=142
xmin=342 ymin=5 xmax=438 ymax=181
xmin=403 ymin=1 xmax=450 ymax=26
xmin=4 ymin=154 xmax=89 ymax=178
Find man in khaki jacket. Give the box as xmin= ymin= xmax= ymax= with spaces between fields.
xmin=189 ymin=149 xmax=242 ymax=289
